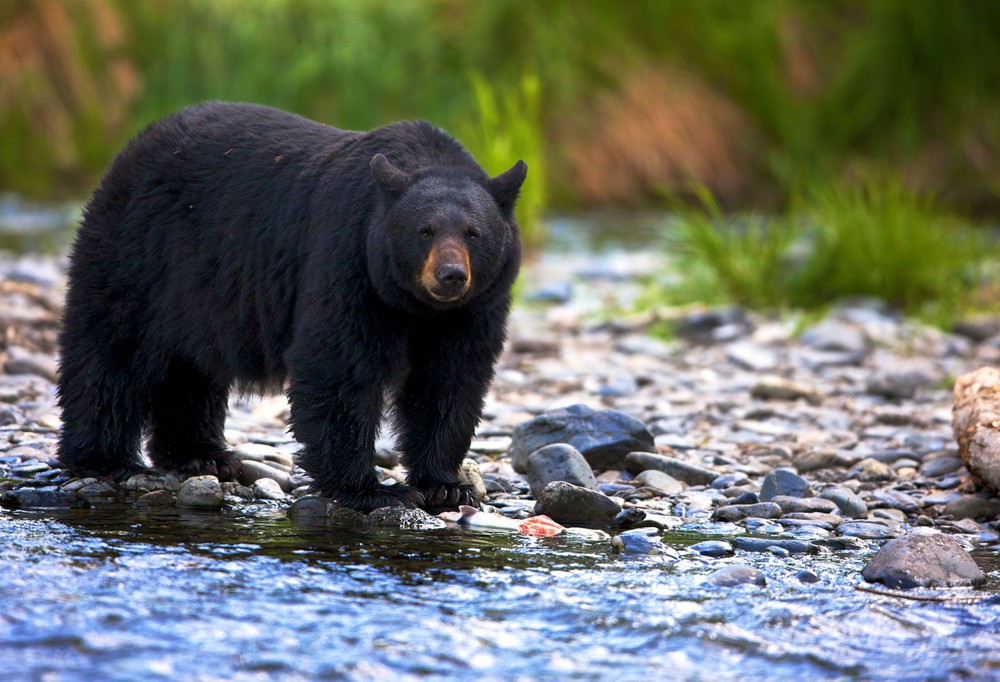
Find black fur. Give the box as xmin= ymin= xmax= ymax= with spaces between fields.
xmin=57 ymin=101 xmax=525 ymax=513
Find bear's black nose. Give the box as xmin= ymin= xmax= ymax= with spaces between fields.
xmin=436 ymin=263 xmax=468 ymax=288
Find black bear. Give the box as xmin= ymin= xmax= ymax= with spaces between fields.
xmin=57 ymin=101 xmax=525 ymax=512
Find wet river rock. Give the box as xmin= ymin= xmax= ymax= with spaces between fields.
xmin=509 ymin=404 xmax=655 ymax=473
xmin=861 ymin=533 xmax=986 ymax=589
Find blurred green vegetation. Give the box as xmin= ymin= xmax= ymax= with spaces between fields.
xmin=652 ymin=181 xmax=992 ymax=325
xmin=1 ymin=0 xmax=998 ymax=316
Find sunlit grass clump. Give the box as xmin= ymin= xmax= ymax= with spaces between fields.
xmin=659 ymin=181 xmax=993 ymax=324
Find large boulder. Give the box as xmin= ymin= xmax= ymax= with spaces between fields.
xmin=861 ymin=533 xmax=985 ymax=589
xmin=953 ymin=367 xmax=1000 ymax=494
xmin=510 ymin=404 xmax=655 ymax=473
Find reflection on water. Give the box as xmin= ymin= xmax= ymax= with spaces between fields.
xmin=1 ymin=505 xmax=997 ymax=681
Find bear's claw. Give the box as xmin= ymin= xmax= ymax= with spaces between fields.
xmin=419 ymin=483 xmax=480 ymax=512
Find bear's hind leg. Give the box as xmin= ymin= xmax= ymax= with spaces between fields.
xmin=148 ymin=358 xmax=239 ymax=480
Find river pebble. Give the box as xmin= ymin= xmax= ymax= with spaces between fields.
xmin=176 ymin=475 xmax=225 ymax=509
xmin=690 ymin=540 xmax=734 ymax=558
xmin=759 ymin=467 xmax=812 ymax=500
xmin=525 ymin=443 xmax=599 ymax=497
xmin=707 ymin=565 xmax=767 ymax=587
xmin=624 ymin=452 xmax=718 ymax=485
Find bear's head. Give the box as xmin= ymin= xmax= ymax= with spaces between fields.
xmin=368 ymin=153 xmax=526 ymax=313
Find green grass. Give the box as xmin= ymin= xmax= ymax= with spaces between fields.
xmin=655 ymin=180 xmax=993 ymax=325
xmin=458 ymin=71 xmax=547 ymax=248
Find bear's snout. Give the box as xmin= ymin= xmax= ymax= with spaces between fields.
xmin=421 ymin=239 xmax=472 ymax=302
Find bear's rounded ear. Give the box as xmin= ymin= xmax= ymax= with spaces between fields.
xmin=487 ymin=160 xmax=528 ymax=215
xmin=371 ymin=153 xmax=411 ymax=196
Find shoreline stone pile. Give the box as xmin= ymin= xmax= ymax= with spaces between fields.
xmin=1 ymin=251 xmax=998 ymax=590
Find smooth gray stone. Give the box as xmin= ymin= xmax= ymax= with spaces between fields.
xmin=837 ymin=521 xmax=897 ymax=539
xmin=943 ymin=495 xmax=1000 ymax=520
xmin=771 ymin=495 xmax=838 ymax=514
xmin=525 ymin=444 xmax=599 ymax=498
xmin=712 ymin=502 xmax=783 ymax=522
xmin=796 ymin=570 xmax=821 ymax=583
xmin=252 ymin=478 xmax=287 ymax=500
xmin=624 ymin=452 xmax=717 ymax=486
xmin=862 ymin=533 xmax=986 ymax=589
xmin=707 ymin=565 xmax=766 ymax=587
xmin=510 ymin=404 xmax=655 ymax=473
xmin=690 ymin=540 xmax=734 ymax=558
xmin=820 ymin=488 xmax=868 ymax=519
xmin=287 ymin=495 xmax=333 ymax=519
xmin=800 ymin=319 xmax=869 ymax=354
xmin=633 ymin=469 xmax=685 ymax=494
xmin=760 ymin=468 xmax=812 ymax=501
xmin=176 ymin=475 xmax=225 ymax=509
xmin=238 ymin=460 xmax=292 ymax=492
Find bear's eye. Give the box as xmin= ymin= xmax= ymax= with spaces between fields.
xmin=466 ymin=231 xmax=479 ymax=243
xmin=418 ymin=227 xmax=433 ymax=240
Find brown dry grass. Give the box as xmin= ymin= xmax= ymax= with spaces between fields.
xmin=565 ymin=66 xmax=766 ymax=208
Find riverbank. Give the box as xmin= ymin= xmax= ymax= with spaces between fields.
xmin=2 ymin=249 xmax=999 ymax=545
xmin=1 ymin=249 xmax=999 ymax=679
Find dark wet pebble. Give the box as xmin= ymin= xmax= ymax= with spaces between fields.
xmin=0 ymin=486 xmax=82 ymax=509
xmin=609 ymin=507 xmax=646 ymax=530
xmin=919 ymin=456 xmax=964 ymax=478
xmin=711 ymin=473 xmax=751 ymax=489
xmin=707 ymin=565 xmax=766 ymax=587
xmin=760 ymin=468 xmax=812 ymax=501
xmin=135 ymin=490 xmax=174 ymax=507
xmin=535 ymin=481 xmax=622 ymax=523
xmin=364 ymin=506 xmax=446 ymax=530
xmin=727 ymin=491 xmax=760 ymax=505
xmin=624 ymin=452 xmax=718 ymax=485
xmin=525 ymin=443 xmax=599 ymax=498
xmin=712 ymin=502 xmax=783 ymax=522
xmin=861 ymin=533 xmax=986 ymax=589
xmin=871 ymin=489 xmax=920 ymax=513
xmin=286 ymin=495 xmax=334 ymax=518
xmin=732 ymin=537 xmax=816 ymax=554
xmin=11 ymin=461 xmax=51 ymax=477
xmin=690 ymin=540 xmax=734 ymax=558
xmin=673 ymin=306 xmax=748 ymax=345
xmin=611 ymin=529 xmax=679 ymax=557
xmin=509 ymin=404 xmax=655 ymax=473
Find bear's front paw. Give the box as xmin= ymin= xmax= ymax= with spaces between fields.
xmin=336 ymin=483 xmax=426 ymax=514
xmin=167 ymin=452 xmax=242 ymax=481
xmin=419 ymin=483 xmax=480 ymax=512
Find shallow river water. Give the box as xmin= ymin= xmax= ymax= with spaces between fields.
xmin=2 ymin=503 xmax=998 ymax=681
